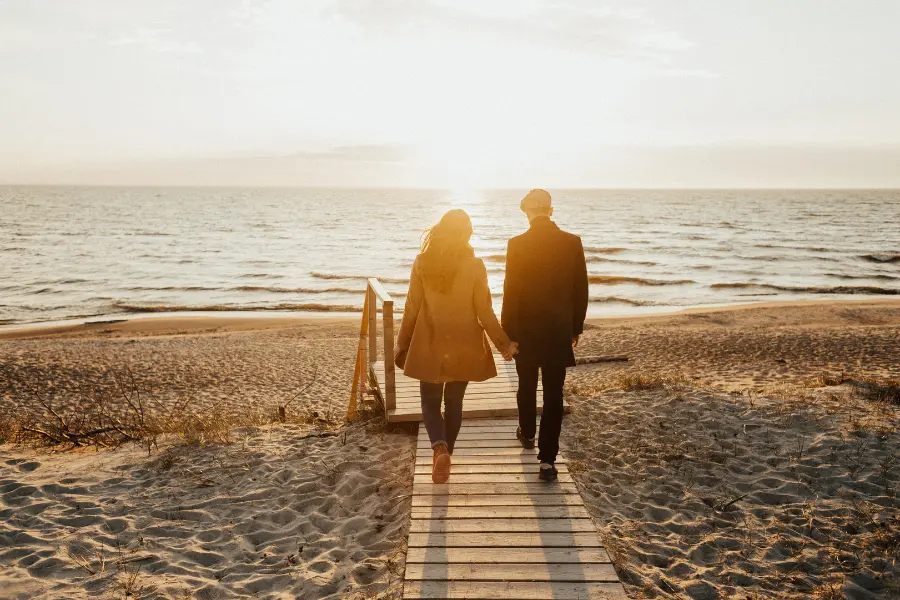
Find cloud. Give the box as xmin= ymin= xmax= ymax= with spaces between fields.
xmin=330 ymin=0 xmax=694 ymax=60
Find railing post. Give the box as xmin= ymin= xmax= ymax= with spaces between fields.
xmin=382 ymin=298 xmax=396 ymax=412
xmin=367 ymin=284 xmax=377 ymax=365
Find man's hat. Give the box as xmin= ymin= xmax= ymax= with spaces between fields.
xmin=520 ymin=188 xmax=552 ymax=212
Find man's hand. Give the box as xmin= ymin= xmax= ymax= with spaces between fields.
xmin=502 ymin=341 xmax=519 ymax=361
xmin=572 ymin=335 xmax=580 ymax=348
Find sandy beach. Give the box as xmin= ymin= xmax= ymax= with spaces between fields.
xmin=2 ymin=299 xmax=899 ymax=598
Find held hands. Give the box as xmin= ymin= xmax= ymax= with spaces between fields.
xmin=572 ymin=335 xmax=580 ymax=348
xmin=502 ymin=341 xmax=519 ymax=361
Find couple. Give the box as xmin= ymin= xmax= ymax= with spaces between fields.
xmin=394 ymin=189 xmax=589 ymax=484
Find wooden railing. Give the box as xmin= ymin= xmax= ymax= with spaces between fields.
xmin=348 ymin=278 xmax=396 ymax=419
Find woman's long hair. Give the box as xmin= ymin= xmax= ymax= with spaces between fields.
xmin=418 ymin=209 xmax=474 ymax=293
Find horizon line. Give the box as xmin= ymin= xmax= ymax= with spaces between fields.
xmin=2 ymin=183 xmax=900 ymax=192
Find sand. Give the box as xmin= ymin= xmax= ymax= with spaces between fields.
xmin=0 ymin=422 xmax=414 ymax=600
xmin=563 ymin=384 xmax=899 ymax=599
xmin=578 ymin=299 xmax=900 ymax=391
xmin=2 ymin=299 xmax=900 ymax=599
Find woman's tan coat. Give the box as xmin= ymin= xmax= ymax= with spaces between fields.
xmin=395 ymin=256 xmax=511 ymax=383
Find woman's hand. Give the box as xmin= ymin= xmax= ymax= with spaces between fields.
xmin=502 ymin=341 xmax=519 ymax=361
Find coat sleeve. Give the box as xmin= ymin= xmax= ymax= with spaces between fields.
xmin=572 ymin=237 xmax=589 ymax=336
xmin=474 ymin=259 xmax=511 ymax=353
xmin=396 ymin=259 xmax=423 ymax=354
xmin=500 ymin=239 xmax=520 ymax=342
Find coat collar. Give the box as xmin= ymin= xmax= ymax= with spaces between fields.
xmin=528 ymin=216 xmax=558 ymax=231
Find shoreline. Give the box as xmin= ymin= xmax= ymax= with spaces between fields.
xmin=2 ymin=297 xmax=899 ymax=340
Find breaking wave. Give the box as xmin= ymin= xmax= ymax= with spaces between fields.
xmin=859 ymin=254 xmax=900 ymax=264
xmin=110 ymin=302 xmax=363 ymax=313
xmin=589 ymin=275 xmax=694 ymax=286
xmin=585 ymin=256 xmax=657 ymax=266
xmin=589 ymin=296 xmax=667 ymax=307
xmin=583 ymin=247 xmax=626 ymax=254
xmin=310 ymin=272 xmax=410 ymax=284
xmin=710 ymin=283 xmax=899 ymax=295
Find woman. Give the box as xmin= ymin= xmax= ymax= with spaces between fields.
xmin=395 ymin=209 xmax=517 ymax=483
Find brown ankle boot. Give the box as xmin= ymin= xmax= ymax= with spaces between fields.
xmin=432 ymin=443 xmax=451 ymax=484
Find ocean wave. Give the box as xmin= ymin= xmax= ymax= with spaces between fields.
xmin=232 ymin=285 xmax=364 ymax=294
xmin=589 ymin=275 xmax=694 ymax=286
xmin=124 ymin=285 xmax=220 ymax=292
xmin=311 ymin=272 xmax=410 ymax=284
xmin=754 ymin=243 xmax=831 ymax=252
xmin=110 ymin=302 xmax=364 ymax=313
xmin=240 ymin=273 xmax=284 ymax=279
xmin=859 ymin=253 xmax=900 ymax=264
xmin=826 ymin=273 xmax=900 ymax=281
xmin=589 ymin=296 xmax=666 ymax=306
xmin=583 ymin=247 xmax=626 ymax=254
xmin=711 ymin=282 xmax=899 ymax=295
xmin=585 ymin=256 xmax=657 ymax=266
xmin=483 ymin=253 xmax=658 ymax=267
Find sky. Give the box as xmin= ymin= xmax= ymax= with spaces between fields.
xmin=1 ymin=0 xmax=900 ymax=188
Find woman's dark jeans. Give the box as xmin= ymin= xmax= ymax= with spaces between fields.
xmin=420 ymin=381 xmax=469 ymax=453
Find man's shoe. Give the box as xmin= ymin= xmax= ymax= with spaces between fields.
xmin=432 ymin=443 xmax=451 ymax=484
xmin=538 ymin=463 xmax=558 ymax=482
xmin=516 ymin=426 xmax=535 ymax=450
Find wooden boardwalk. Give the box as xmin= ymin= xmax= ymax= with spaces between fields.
xmin=375 ymin=355 xmax=546 ymax=422
xmin=402 ymin=418 xmax=627 ymax=599
xmin=357 ymin=279 xmax=625 ymax=598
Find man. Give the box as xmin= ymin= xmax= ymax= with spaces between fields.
xmin=501 ymin=189 xmax=589 ymax=482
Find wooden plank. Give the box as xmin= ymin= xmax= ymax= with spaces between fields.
xmin=451 ymin=425 xmax=533 ymax=433
xmin=391 ymin=407 xmax=524 ymax=422
xmin=436 ymin=447 xmax=537 ymax=456
xmin=411 ymin=495 xmax=583 ymax=508
xmin=409 ymin=518 xmax=595 ymax=533
xmin=410 ymin=505 xmax=590 ymax=520
xmin=390 ymin=384 xmax=521 ymax=393
xmin=407 ymin=532 xmax=603 ymax=548
xmin=412 ymin=473 xmax=575 ymax=484
xmin=389 ymin=407 xmax=543 ymax=422
xmin=396 ymin=398 xmax=521 ymax=408
xmin=403 ymin=581 xmax=628 ymax=599
xmin=391 ymin=380 xmax=522 ymax=391
xmin=414 ymin=455 xmax=564 ymax=466
xmin=413 ymin=482 xmax=579 ymax=496
xmin=367 ymin=286 xmax=377 ymax=363
xmin=440 ymin=432 xmax=530 ymax=441
xmin=394 ymin=391 xmax=521 ymax=401
xmin=403 ymin=563 xmax=619 ymax=582
xmin=383 ymin=300 xmax=396 ymax=412
xmin=388 ymin=404 xmax=570 ymax=422
xmin=458 ymin=419 xmax=540 ymax=428
xmin=405 ymin=547 xmax=610 ymax=564
xmin=413 ymin=464 xmax=568 ymax=475
xmin=367 ymin=277 xmax=394 ymax=303
xmin=416 ymin=440 xmax=530 ymax=450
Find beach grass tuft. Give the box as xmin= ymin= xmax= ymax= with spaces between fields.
xmin=1 ymin=364 xmax=337 ymax=452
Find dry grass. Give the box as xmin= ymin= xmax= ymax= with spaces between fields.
xmin=803 ymin=372 xmax=849 ymax=388
xmin=803 ymin=373 xmax=900 ymax=405
xmin=0 ymin=364 xmax=343 ymax=452
xmin=568 ymin=371 xmax=690 ymax=396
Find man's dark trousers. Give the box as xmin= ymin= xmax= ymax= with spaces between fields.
xmin=516 ymin=361 xmax=566 ymax=465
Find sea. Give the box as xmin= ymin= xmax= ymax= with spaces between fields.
xmin=1 ymin=187 xmax=899 ymax=326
